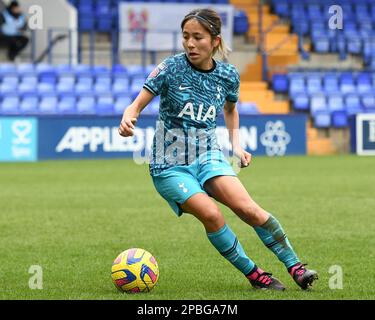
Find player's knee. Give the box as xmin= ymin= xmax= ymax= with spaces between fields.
xmin=203 ymin=206 xmax=224 ymax=230
xmin=234 ymin=203 xmax=266 ymax=226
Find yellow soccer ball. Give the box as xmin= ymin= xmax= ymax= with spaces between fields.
xmin=111 ymin=248 xmax=159 ymax=293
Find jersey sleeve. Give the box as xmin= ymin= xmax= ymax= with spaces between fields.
xmin=143 ymin=59 xmax=171 ymax=96
xmin=226 ymin=67 xmax=240 ymax=103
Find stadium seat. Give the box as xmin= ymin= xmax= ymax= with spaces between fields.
xmin=20 ymin=96 xmax=39 ymax=114
xmin=236 ymin=102 xmax=259 ymax=115
xmin=39 ymin=96 xmax=58 ymax=114
xmin=0 ymin=83 xmax=17 ymax=94
xmin=77 ymin=96 xmax=96 ymax=115
xmin=96 ymin=95 xmax=114 ymax=115
xmin=340 ymin=73 xmax=356 ymax=94
xmin=323 ymin=74 xmax=340 ymax=94
xmin=233 ymin=10 xmax=249 ymax=35
xmin=292 ymin=93 xmax=309 ymax=111
xmin=289 ymin=76 xmax=305 ymax=96
xmin=362 ymin=93 xmax=375 ymax=110
xmin=75 ymin=82 xmax=93 ymax=94
xmin=0 ymin=96 xmax=19 ymax=114
xmin=331 ymin=110 xmax=349 ymax=128
xmin=114 ymin=95 xmax=132 ymax=115
xmin=112 ymin=79 xmax=130 ymax=95
xmin=313 ymin=111 xmax=331 ymax=128
xmin=345 ymin=94 xmax=362 ymax=110
xmin=314 ymin=36 xmax=330 ymax=53
xmin=327 ymin=94 xmax=345 ymax=112
xmin=272 ymin=74 xmax=288 ymax=93
xmin=310 ymin=94 xmax=327 ymax=115
xmin=58 ymin=96 xmax=76 ymax=114
xmin=306 ymin=75 xmax=323 ymax=94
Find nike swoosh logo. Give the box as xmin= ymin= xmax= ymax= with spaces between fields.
xmin=179 ymin=85 xmax=191 ymax=91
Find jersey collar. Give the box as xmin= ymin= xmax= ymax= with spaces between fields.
xmin=184 ymin=54 xmax=217 ymax=73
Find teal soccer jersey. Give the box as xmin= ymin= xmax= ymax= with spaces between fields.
xmin=143 ymin=53 xmax=240 ymax=176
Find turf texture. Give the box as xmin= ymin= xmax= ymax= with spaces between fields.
xmin=0 ymin=155 xmax=374 ymax=300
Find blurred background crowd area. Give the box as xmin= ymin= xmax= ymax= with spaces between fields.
xmin=0 ymin=0 xmax=375 ymax=155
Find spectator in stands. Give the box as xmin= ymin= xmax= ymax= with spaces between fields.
xmin=0 ymin=1 xmax=28 ymax=61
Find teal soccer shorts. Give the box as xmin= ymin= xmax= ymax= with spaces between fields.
xmin=151 ymin=150 xmax=236 ymax=216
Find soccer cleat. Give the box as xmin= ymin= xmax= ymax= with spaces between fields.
xmin=289 ymin=263 xmax=318 ymax=290
xmin=247 ymin=268 xmax=286 ymax=291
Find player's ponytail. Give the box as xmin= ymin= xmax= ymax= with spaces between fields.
xmin=181 ymin=8 xmax=231 ymax=61
xmin=216 ymin=35 xmax=231 ymax=61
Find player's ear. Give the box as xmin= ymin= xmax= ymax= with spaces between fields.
xmin=213 ymin=35 xmax=221 ymax=48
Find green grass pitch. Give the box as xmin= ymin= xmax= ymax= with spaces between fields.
xmin=0 ymin=155 xmax=374 ymax=300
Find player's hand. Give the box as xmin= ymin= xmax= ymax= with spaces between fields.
xmin=233 ymin=147 xmax=252 ymax=168
xmin=119 ymin=117 xmax=137 ymax=137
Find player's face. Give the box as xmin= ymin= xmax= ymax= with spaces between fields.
xmin=182 ymin=19 xmax=219 ymax=70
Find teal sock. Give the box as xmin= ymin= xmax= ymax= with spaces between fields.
xmin=254 ymin=214 xmax=300 ymax=269
xmin=207 ymin=224 xmax=255 ymax=276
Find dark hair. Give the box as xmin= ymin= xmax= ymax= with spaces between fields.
xmin=8 ymin=1 xmax=20 ymax=9
xmin=181 ymin=8 xmax=230 ymax=59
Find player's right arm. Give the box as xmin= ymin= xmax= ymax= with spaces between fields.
xmin=118 ymin=88 xmax=155 ymax=137
xmin=119 ymin=58 xmax=171 ymax=137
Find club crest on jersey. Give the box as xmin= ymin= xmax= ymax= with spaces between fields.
xmin=148 ymin=62 xmax=167 ymax=78
xmin=178 ymin=102 xmax=216 ymax=121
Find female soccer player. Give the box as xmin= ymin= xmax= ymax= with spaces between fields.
xmin=119 ymin=8 xmax=318 ymax=291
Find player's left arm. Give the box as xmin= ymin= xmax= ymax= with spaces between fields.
xmin=223 ymin=101 xmax=252 ymax=167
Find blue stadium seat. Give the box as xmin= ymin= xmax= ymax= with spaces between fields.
xmin=313 ymin=111 xmax=331 ymax=128
xmin=233 ymin=10 xmax=249 ymax=35
xmin=114 ymin=95 xmax=132 ymax=115
xmin=307 ymin=4 xmax=322 ymax=19
xmin=96 ymin=74 xmax=112 ymax=86
xmin=112 ymin=79 xmax=130 ymax=95
xmin=75 ymin=82 xmax=93 ymax=94
xmin=2 ymin=75 xmax=19 ymax=85
xmin=323 ymin=74 xmax=339 ymax=94
xmin=236 ymin=102 xmax=259 ymax=115
xmin=345 ymin=94 xmax=363 ymax=115
xmin=310 ymin=94 xmax=327 ymax=115
xmin=357 ymin=72 xmax=373 ymax=93
xmin=272 ymin=74 xmax=288 ymax=93
xmin=293 ymin=19 xmax=309 ymax=36
xmin=18 ymin=83 xmax=36 ymax=95
xmin=292 ymin=93 xmax=309 ymax=111
xmin=0 ymin=82 xmax=17 ymax=94
xmin=306 ymin=75 xmax=322 ymax=94
xmin=327 ymin=94 xmax=345 ymax=112
xmin=96 ymin=95 xmax=114 ymax=115
xmin=77 ymin=96 xmax=96 ymax=115
xmin=59 ymin=74 xmax=76 ymax=86
xmin=127 ymin=65 xmax=146 ymax=79
xmin=35 ymin=83 xmax=56 ymax=95
xmin=21 ymin=75 xmax=38 ymax=85
xmin=340 ymin=73 xmax=356 ymax=94
xmin=39 ymin=96 xmax=58 ymax=114
xmin=347 ymin=37 xmax=362 ymax=54
xmin=0 ymin=95 xmax=19 ymax=114
xmin=314 ymin=36 xmax=330 ymax=53
xmin=0 ymin=64 xmax=17 ymax=73
xmin=56 ymin=81 xmax=75 ymax=95
xmin=274 ymin=1 xmax=289 ymax=18
xmin=20 ymin=96 xmax=39 ymax=115
xmin=39 ymin=72 xmax=58 ymax=85
xmin=131 ymin=78 xmax=146 ymax=95
xmin=362 ymin=93 xmax=375 ymax=110
xmin=94 ymin=82 xmax=111 ymax=94
xmin=331 ymin=110 xmax=349 ymax=127
xmin=289 ymin=76 xmax=305 ymax=97
xmin=77 ymin=75 xmax=94 ymax=86
xmin=58 ymin=96 xmax=76 ymax=114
